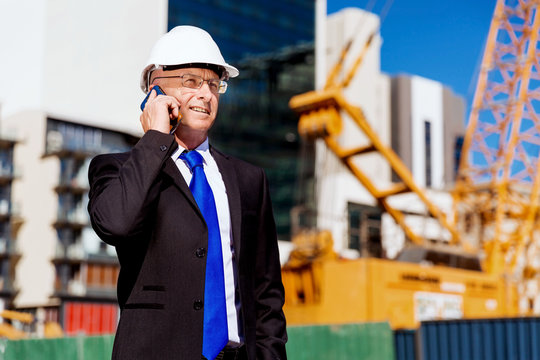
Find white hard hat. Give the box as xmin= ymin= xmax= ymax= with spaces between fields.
xmin=140 ymin=25 xmax=239 ymax=93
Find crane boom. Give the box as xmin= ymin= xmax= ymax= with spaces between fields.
xmin=290 ymin=30 xmax=460 ymax=247
xmin=454 ymin=0 xmax=540 ymax=278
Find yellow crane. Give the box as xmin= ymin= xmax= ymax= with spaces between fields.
xmin=283 ymin=0 xmax=540 ymax=328
xmin=290 ymin=30 xmax=459 ymax=248
xmin=454 ymin=0 xmax=540 ymax=274
xmin=453 ymin=0 xmax=540 ymax=314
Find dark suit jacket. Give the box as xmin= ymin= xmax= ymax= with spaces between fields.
xmin=88 ymin=130 xmax=287 ymax=359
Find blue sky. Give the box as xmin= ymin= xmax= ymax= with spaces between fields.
xmin=327 ymin=1 xmax=496 ymax=108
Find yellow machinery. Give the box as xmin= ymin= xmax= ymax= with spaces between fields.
xmin=284 ymin=0 xmax=540 ymax=329
xmin=283 ymin=254 xmax=514 ymax=329
xmin=0 ymin=310 xmax=63 ymax=339
xmin=0 ymin=310 xmax=34 ymax=339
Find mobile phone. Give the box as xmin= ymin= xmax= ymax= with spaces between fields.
xmin=140 ymin=86 xmax=181 ymax=134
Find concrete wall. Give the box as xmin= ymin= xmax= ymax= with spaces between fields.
xmin=0 ymin=0 xmax=168 ymax=136
xmin=391 ymin=76 xmax=412 ymax=176
xmin=391 ymin=75 xmax=465 ymax=189
xmin=3 ymin=112 xmax=59 ymax=307
xmin=410 ymin=76 xmax=445 ymax=189
xmin=0 ymin=0 xmax=47 ymax=119
xmin=442 ymin=87 xmax=466 ymax=187
xmin=387 ymin=75 xmax=465 ymax=249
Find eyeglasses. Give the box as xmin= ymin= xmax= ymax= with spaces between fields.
xmin=152 ymin=74 xmax=228 ymax=94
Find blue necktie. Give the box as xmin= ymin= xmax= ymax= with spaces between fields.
xmin=180 ymin=151 xmax=228 ymax=360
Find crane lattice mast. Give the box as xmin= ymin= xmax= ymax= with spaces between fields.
xmin=455 ymin=0 xmax=540 ymax=276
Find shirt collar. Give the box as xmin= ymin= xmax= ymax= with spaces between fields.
xmin=171 ymin=138 xmax=211 ymax=162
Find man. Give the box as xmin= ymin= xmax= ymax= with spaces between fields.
xmin=88 ymin=25 xmax=287 ymax=360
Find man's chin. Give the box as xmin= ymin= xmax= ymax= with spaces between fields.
xmin=178 ymin=119 xmax=214 ymax=133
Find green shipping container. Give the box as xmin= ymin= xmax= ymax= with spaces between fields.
xmin=286 ymin=322 xmax=395 ymax=360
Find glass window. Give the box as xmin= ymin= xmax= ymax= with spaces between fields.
xmin=454 ymin=136 xmax=464 ymax=179
xmin=425 ymin=121 xmax=432 ymax=187
xmin=347 ymin=203 xmax=382 ymax=258
xmin=46 ymin=118 xmax=138 ymax=156
xmin=167 ymin=0 xmax=315 ymax=240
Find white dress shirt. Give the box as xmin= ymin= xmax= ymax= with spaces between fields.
xmin=171 ymin=139 xmax=241 ymax=345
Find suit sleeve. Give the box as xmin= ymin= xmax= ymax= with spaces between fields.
xmin=254 ymin=169 xmax=288 ymax=360
xmin=87 ymin=130 xmax=177 ymax=245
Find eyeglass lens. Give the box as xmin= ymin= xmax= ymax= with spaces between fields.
xmin=153 ymin=74 xmax=227 ymax=94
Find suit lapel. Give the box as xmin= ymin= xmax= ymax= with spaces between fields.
xmin=211 ymin=147 xmax=242 ymax=262
xmin=163 ymin=147 xmax=243 ymax=258
xmin=162 ymin=157 xmax=202 ymax=217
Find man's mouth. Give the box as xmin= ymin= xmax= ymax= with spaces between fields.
xmin=190 ymin=106 xmax=210 ymax=115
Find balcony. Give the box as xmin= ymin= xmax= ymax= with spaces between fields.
xmin=55 ymin=184 xmax=88 ymax=195
xmin=56 ymin=160 xmax=90 ymax=195
xmin=54 ymin=224 xmax=115 ymax=259
xmin=53 ymin=244 xmax=117 ymax=264
xmin=0 ymin=237 xmax=19 ymax=259
xmin=54 ymin=263 xmax=118 ymax=301
xmin=0 ymin=281 xmax=17 ymax=298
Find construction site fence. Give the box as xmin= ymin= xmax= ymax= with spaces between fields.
xmin=287 ymin=322 xmax=395 ymax=359
xmin=1 ymin=318 xmax=537 ymax=359
xmin=0 ymin=322 xmax=395 ymax=360
xmin=0 ymin=334 xmax=115 ymax=360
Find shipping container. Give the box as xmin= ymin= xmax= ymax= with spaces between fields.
xmin=418 ymin=317 xmax=540 ymax=360
xmin=394 ymin=329 xmax=417 ymax=360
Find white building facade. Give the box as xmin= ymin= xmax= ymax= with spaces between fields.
xmin=0 ymin=0 xmax=169 ymax=333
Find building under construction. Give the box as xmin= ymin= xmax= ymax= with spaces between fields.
xmin=2 ymin=0 xmax=540 ymax=357
xmin=284 ymin=0 xmax=540 ymax=336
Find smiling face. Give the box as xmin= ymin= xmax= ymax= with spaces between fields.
xmin=150 ymin=67 xmax=220 ymax=142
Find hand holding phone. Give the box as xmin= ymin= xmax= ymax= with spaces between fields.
xmin=140 ymin=86 xmax=181 ymax=134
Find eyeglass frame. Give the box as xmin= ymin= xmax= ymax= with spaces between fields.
xmin=150 ymin=73 xmax=228 ymax=94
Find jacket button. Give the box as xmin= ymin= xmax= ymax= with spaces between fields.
xmin=195 ymin=247 xmax=206 ymax=258
xmin=193 ymin=300 xmax=203 ymax=310
xmin=160 ymin=145 xmax=167 ymax=151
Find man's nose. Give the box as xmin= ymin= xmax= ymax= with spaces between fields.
xmin=197 ymin=82 xmax=214 ymax=100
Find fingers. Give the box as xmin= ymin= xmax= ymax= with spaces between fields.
xmin=147 ymin=85 xmax=158 ymax=103
xmin=170 ymin=104 xmax=181 ymax=121
xmin=140 ymin=91 xmax=181 ymax=134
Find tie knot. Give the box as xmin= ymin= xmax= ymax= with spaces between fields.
xmin=180 ymin=150 xmax=204 ymax=172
